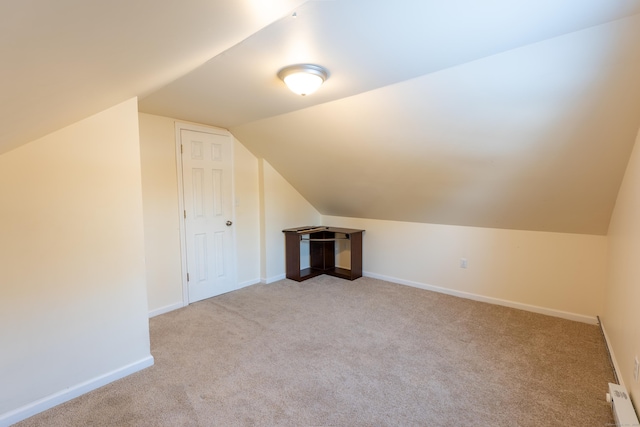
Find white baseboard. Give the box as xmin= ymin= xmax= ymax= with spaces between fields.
xmin=0 ymin=355 xmax=154 ymax=427
xmin=599 ymin=319 xmax=625 ymax=389
xmin=148 ymin=302 xmax=185 ymax=318
xmin=237 ymin=279 xmax=261 ymax=289
xmin=363 ymin=271 xmax=598 ymax=325
xmin=261 ymin=274 xmax=286 ymax=284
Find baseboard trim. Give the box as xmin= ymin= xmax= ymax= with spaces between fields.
xmin=0 ymin=355 xmax=154 ymax=427
xmin=363 ymin=271 xmax=598 ymax=325
xmin=261 ymin=274 xmax=286 ymax=285
xmin=238 ymin=279 xmax=261 ymax=289
xmin=149 ymin=302 xmax=185 ymax=318
xmin=599 ymin=318 xmax=625 ymax=388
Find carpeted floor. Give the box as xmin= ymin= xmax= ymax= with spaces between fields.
xmin=16 ymin=276 xmax=615 ymax=426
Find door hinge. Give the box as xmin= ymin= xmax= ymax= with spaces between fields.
xmin=187 ymin=273 xmax=190 ymax=282
xmin=184 ymin=210 xmax=186 ymax=219
xmin=180 ymin=144 xmax=183 ymax=154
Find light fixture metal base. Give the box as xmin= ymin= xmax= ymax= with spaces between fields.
xmin=277 ymin=63 xmax=329 ymax=96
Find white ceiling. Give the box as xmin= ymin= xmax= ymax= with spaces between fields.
xmin=0 ymin=0 xmax=306 ymax=154
xmin=140 ymin=0 xmax=640 ymax=128
xmin=232 ymin=16 xmax=640 ymax=234
xmin=4 ymin=1 xmax=640 ymax=234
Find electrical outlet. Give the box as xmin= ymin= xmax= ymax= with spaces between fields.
xmin=634 ymin=356 xmax=639 ymax=382
xmin=460 ymin=258 xmax=468 ymax=269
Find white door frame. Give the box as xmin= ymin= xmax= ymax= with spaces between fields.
xmin=175 ymin=121 xmax=237 ymax=306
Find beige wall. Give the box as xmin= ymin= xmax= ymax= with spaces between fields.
xmin=138 ymin=115 xmax=262 ymax=314
xmin=139 ymin=113 xmax=184 ymax=315
xmin=603 ymin=129 xmax=640 ymax=394
xmin=323 ymin=215 xmax=608 ymax=323
xmin=0 ymin=99 xmax=152 ymax=422
xmin=233 ymin=136 xmax=261 ymax=287
xmin=259 ymin=159 xmax=321 ymax=282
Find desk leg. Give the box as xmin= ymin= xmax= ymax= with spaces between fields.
xmin=350 ymin=232 xmax=363 ymax=279
xmin=285 ymin=233 xmax=301 ymax=281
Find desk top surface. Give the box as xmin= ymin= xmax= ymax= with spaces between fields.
xmin=282 ymin=226 xmax=365 ymax=235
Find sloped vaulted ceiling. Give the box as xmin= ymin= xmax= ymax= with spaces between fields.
xmin=140 ymin=0 xmax=640 ymax=235
xmin=3 ymin=1 xmax=640 ymax=235
xmin=231 ymin=14 xmax=640 ymax=235
xmin=0 ymin=0 xmax=307 ymax=154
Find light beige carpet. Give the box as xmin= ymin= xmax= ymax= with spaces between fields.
xmin=16 ymin=276 xmax=615 ymax=426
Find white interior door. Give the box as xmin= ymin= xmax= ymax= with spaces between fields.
xmin=180 ymin=128 xmax=237 ymax=303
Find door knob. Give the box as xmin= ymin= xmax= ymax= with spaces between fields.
xmin=226 ymin=221 xmax=233 ymax=226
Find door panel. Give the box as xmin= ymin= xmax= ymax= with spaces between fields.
xmin=181 ymin=129 xmax=236 ymax=303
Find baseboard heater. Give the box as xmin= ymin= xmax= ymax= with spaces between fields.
xmin=607 ymin=383 xmax=640 ymax=426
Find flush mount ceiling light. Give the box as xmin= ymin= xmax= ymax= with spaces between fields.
xmin=277 ymin=64 xmax=328 ymax=96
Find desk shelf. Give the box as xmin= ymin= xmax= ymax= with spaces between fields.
xmin=283 ymin=226 xmax=365 ymax=282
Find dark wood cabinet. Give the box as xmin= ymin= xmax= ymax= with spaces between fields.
xmin=282 ymin=226 xmax=365 ymax=282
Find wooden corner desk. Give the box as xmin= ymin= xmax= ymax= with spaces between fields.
xmin=282 ymin=226 xmax=365 ymax=282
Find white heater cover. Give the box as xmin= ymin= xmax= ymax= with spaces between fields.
xmin=607 ymin=383 xmax=640 ymax=426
